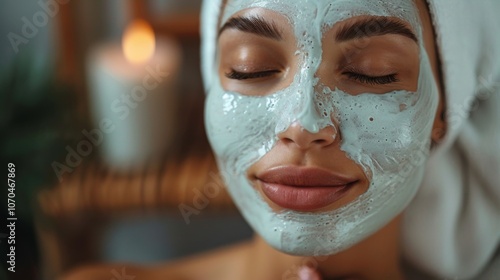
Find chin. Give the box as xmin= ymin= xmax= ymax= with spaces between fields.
xmin=264 ymin=231 xmax=360 ymax=257
xmin=225 ymin=164 xmax=426 ymax=257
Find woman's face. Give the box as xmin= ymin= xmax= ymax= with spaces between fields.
xmin=205 ymin=0 xmax=440 ymax=255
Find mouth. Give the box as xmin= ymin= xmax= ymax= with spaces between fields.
xmin=256 ymin=166 xmax=358 ymax=212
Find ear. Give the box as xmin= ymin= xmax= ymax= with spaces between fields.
xmin=414 ymin=0 xmax=447 ymax=146
xmin=431 ymin=89 xmax=447 ymax=145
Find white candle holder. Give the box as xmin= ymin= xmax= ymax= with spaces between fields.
xmin=86 ymin=33 xmax=182 ymax=170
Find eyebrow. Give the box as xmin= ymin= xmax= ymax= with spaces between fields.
xmin=219 ymin=16 xmax=283 ymax=40
xmin=336 ymin=17 xmax=418 ymax=43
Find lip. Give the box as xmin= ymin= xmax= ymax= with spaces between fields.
xmin=256 ymin=166 xmax=358 ymax=211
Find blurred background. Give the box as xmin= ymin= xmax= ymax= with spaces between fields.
xmin=0 ymin=1 xmax=253 ymax=279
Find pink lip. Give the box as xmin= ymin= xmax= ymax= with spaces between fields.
xmin=257 ymin=166 xmax=357 ymax=211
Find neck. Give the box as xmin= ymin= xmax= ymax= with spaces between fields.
xmin=247 ymin=214 xmax=404 ymax=280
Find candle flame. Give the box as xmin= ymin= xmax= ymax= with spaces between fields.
xmin=122 ymin=19 xmax=155 ymax=64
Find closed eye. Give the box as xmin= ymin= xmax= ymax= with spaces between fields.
xmin=343 ymin=72 xmax=399 ymax=85
xmin=225 ymin=69 xmax=281 ymax=80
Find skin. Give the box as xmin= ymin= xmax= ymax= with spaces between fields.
xmin=62 ymin=0 xmax=446 ymax=279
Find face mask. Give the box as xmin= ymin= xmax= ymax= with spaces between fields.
xmin=204 ymin=0 xmax=439 ymax=255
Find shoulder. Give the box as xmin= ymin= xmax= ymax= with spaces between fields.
xmin=61 ymin=263 xmax=156 ymax=280
xmin=61 ymin=241 xmax=252 ymax=280
xmin=153 ymin=240 xmax=252 ymax=279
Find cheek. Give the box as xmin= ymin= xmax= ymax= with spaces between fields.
xmin=332 ymin=90 xmax=432 ymax=174
xmin=205 ymin=88 xmax=280 ymax=172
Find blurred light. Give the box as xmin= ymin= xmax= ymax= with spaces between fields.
xmin=122 ymin=19 xmax=155 ymax=64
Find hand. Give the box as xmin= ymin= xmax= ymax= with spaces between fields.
xmin=298 ymin=266 xmax=323 ymax=280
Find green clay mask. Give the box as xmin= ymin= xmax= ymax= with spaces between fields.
xmin=204 ymin=0 xmax=439 ymax=255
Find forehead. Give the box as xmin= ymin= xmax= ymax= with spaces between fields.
xmin=222 ymin=0 xmax=420 ymax=32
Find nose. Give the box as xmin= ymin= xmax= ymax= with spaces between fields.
xmin=278 ymin=122 xmax=338 ymax=150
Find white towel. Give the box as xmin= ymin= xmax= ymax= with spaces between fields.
xmin=402 ymin=1 xmax=500 ymax=278
xmin=200 ymin=1 xmax=500 ymax=278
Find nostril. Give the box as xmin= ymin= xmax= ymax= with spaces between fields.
xmin=281 ymin=137 xmax=294 ymax=144
xmin=313 ymin=139 xmax=327 ymax=144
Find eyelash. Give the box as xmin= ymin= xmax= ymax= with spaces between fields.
xmin=225 ymin=69 xmax=281 ymax=80
xmin=225 ymin=69 xmax=399 ymax=85
xmin=342 ymin=72 xmax=399 ymax=85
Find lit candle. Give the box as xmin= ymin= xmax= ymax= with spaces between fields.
xmin=87 ymin=19 xmax=181 ymax=169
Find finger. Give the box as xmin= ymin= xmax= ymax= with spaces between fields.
xmin=298 ymin=266 xmax=322 ymax=280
